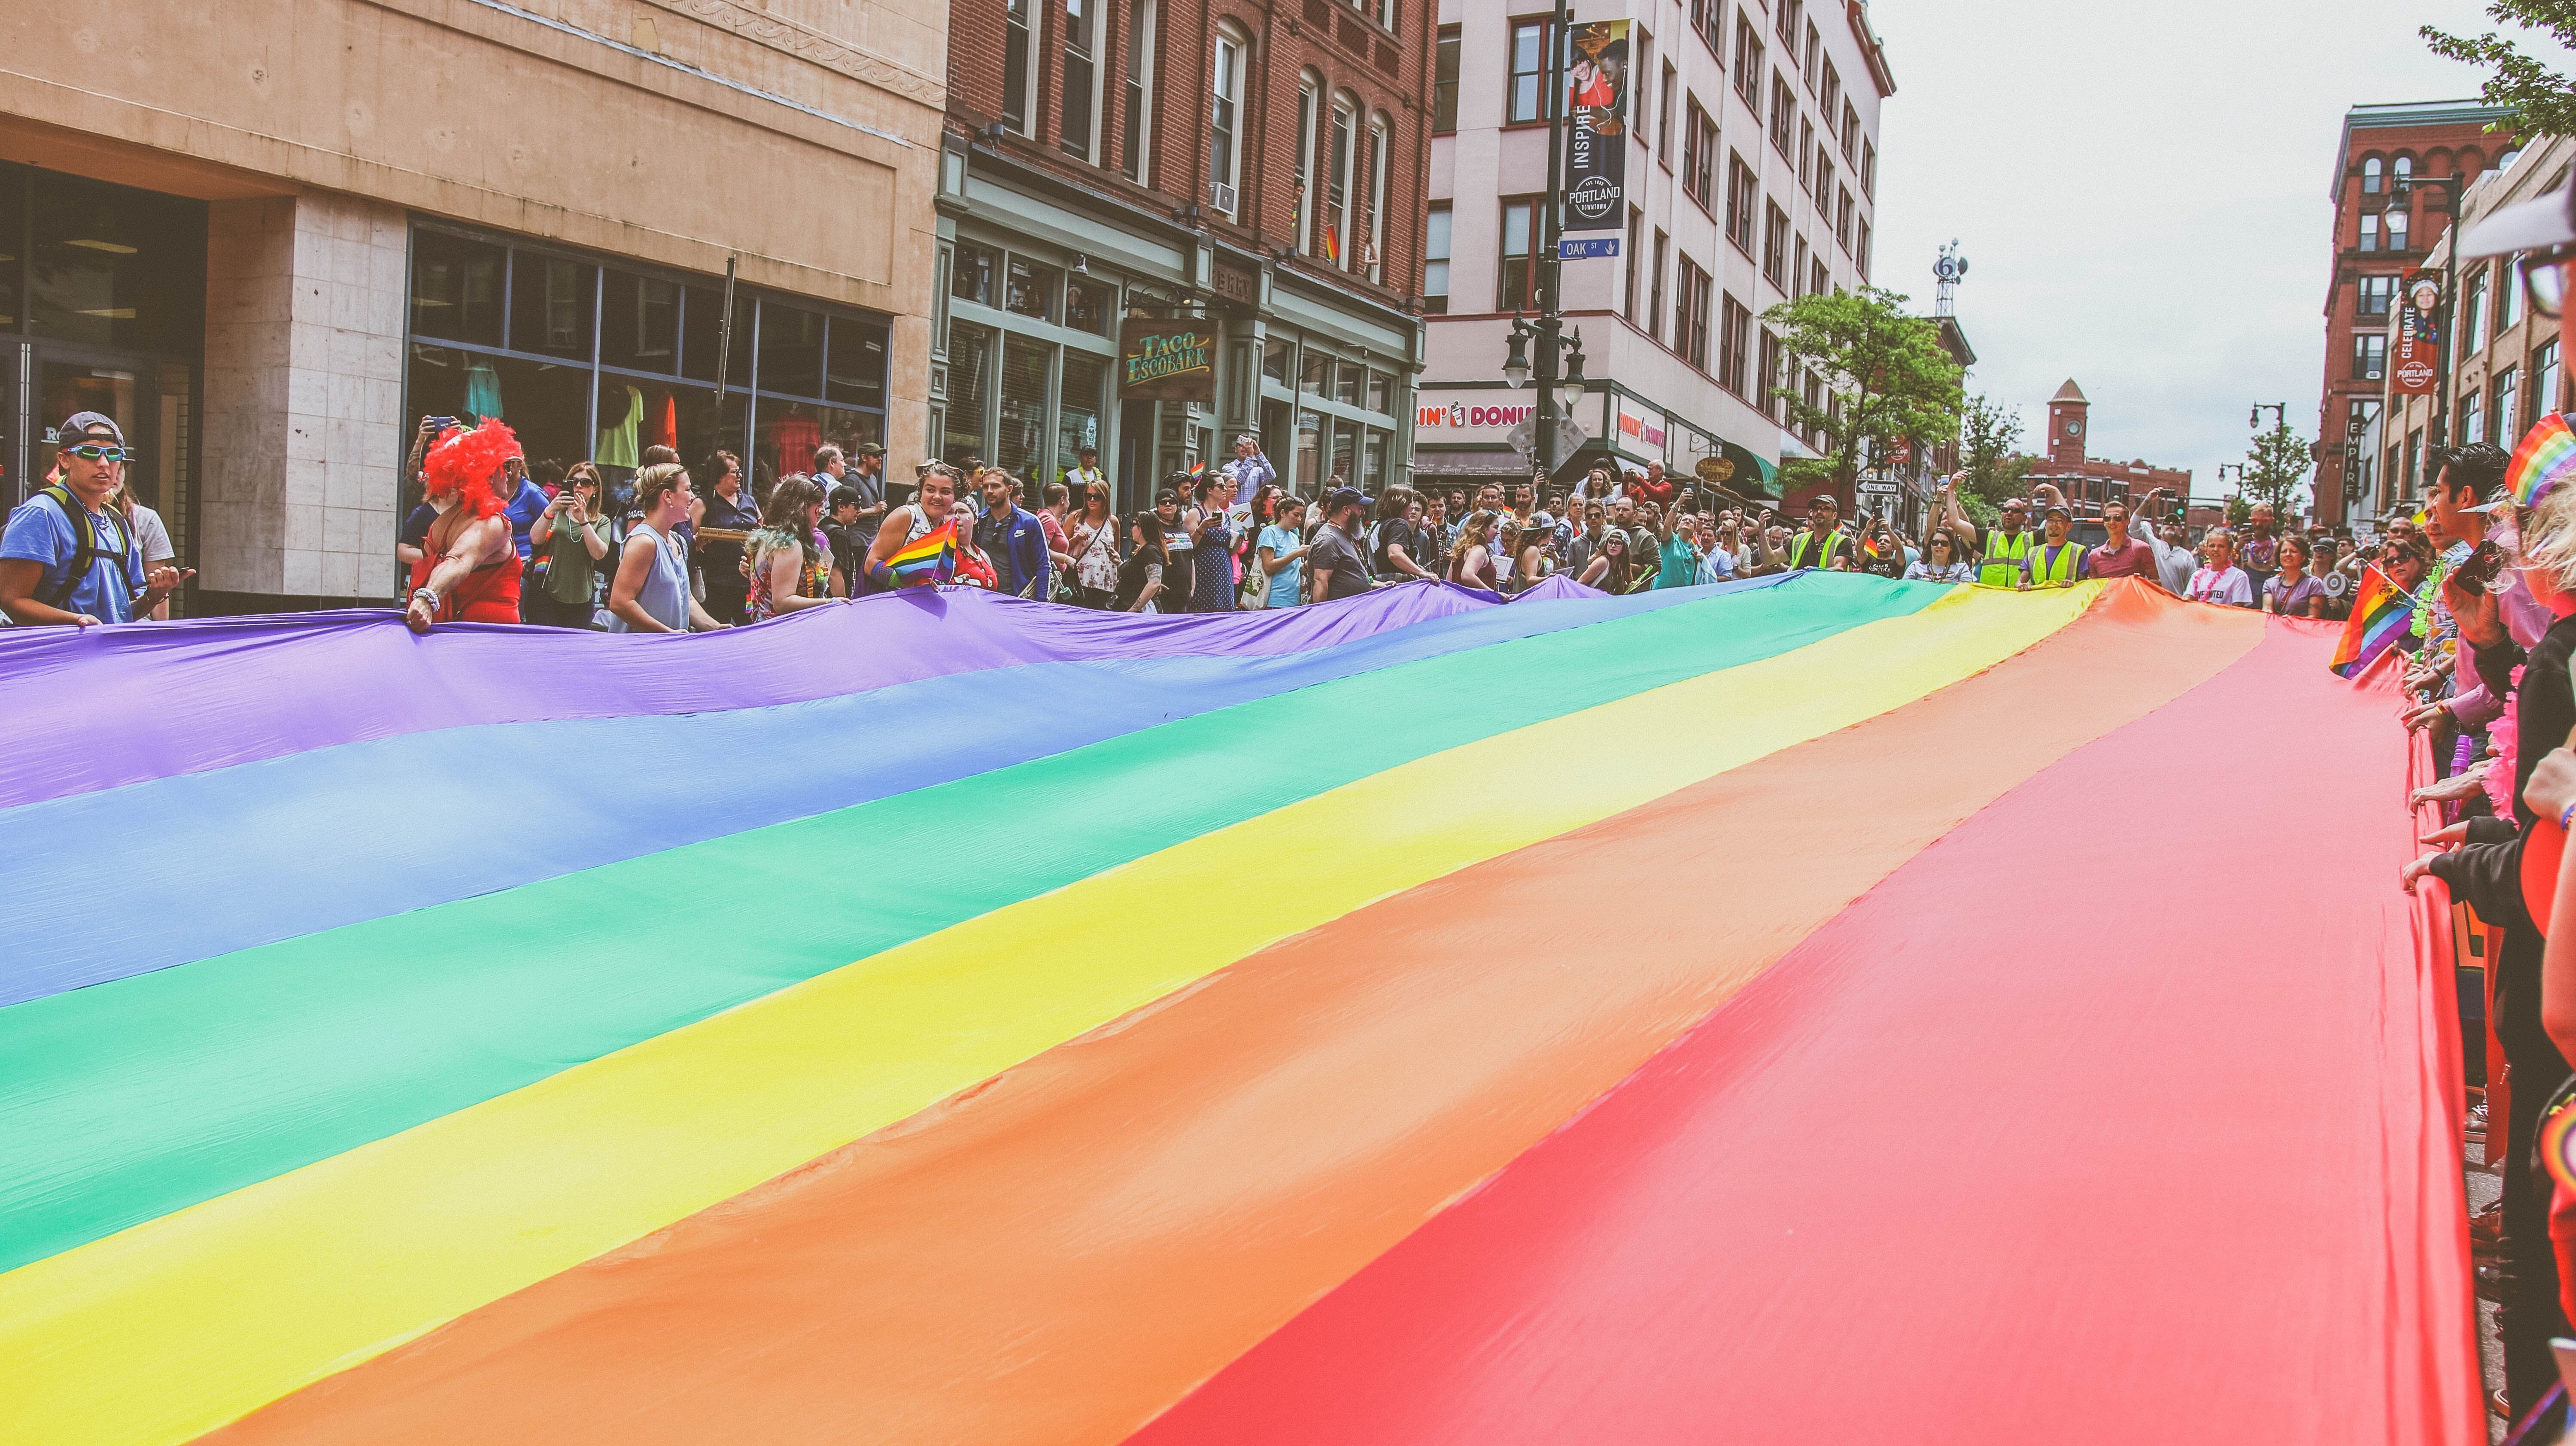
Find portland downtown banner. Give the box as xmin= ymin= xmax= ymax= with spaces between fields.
xmin=1563 ymin=20 xmax=1629 ymax=234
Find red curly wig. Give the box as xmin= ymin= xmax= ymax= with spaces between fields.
xmin=423 ymin=419 xmax=520 ymax=519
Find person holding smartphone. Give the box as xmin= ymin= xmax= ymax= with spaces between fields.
xmin=528 ymin=462 xmax=612 ymax=628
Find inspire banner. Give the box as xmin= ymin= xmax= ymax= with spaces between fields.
xmin=1563 ymin=20 xmax=1629 ymax=234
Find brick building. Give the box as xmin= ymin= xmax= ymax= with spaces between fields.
xmin=2373 ymin=134 xmax=2572 ymax=523
xmin=940 ymin=0 xmax=1431 ymax=507
xmin=2314 ymin=100 xmax=2517 ymax=528
xmin=2017 ymin=379 xmax=2190 ymax=514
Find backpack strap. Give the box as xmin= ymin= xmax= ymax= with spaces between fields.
xmin=34 ymin=486 xmax=128 ymax=611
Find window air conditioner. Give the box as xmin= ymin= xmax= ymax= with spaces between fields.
xmin=1210 ymin=181 xmax=1239 ymax=215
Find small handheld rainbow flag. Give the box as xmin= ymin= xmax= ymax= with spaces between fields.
xmin=884 ymin=521 xmax=957 ymax=588
xmin=2508 ymin=413 xmax=2576 ymax=510
xmin=2327 ymin=562 xmax=2416 ymax=678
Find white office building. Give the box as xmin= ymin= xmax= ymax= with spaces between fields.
xmin=1417 ymin=0 xmax=1892 ymax=507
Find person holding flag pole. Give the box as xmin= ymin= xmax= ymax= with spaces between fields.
xmin=864 ymin=466 xmax=961 ymax=592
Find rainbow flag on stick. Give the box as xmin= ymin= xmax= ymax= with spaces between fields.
xmin=885 ymin=521 xmax=957 ymax=588
xmin=2328 ymin=562 xmax=2415 ymax=678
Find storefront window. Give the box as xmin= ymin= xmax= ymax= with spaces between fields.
xmin=1295 ymin=408 xmax=1322 ymax=490
xmin=1005 ymin=257 xmax=1060 ymax=322
xmin=1363 ymin=428 xmax=1388 ymax=491
xmin=411 ymin=230 xmax=505 ymax=348
xmin=27 ymin=176 xmax=206 ymax=355
xmin=1064 ymin=276 xmax=1112 ymax=334
xmin=0 ymin=176 xmax=21 ymax=328
xmin=1331 ymin=417 xmax=1360 ymax=486
xmin=1058 ymin=352 xmax=1106 ymax=481
xmin=996 ymin=334 xmax=1051 ymax=475
xmin=1335 ymin=361 xmax=1361 ymax=407
xmin=678 ymin=284 xmax=751 ymax=386
xmin=1264 ymin=337 xmax=1294 ymax=384
xmin=754 ymin=397 xmax=876 ymax=486
xmin=953 ymin=243 xmax=998 ymax=306
xmin=508 ymin=255 xmax=594 ymax=360
xmin=599 ymin=270 xmax=679 ymax=374
xmin=755 ymin=304 xmax=824 ymax=400
xmin=1367 ymin=371 xmax=1392 ymax=414
xmin=405 ymin=225 xmax=887 ymax=515
xmin=1301 ymin=349 xmax=1331 ymax=393
xmin=825 ymin=316 xmax=886 ymax=408
xmin=945 ymin=322 xmax=993 ymax=466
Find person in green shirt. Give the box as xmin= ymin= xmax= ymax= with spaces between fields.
xmin=1648 ymin=501 xmax=1704 ymax=589
xmin=527 ymin=462 xmax=612 ymax=628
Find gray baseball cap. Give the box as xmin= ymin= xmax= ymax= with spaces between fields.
xmin=54 ymin=411 xmax=124 ymax=449
xmin=2458 ymin=167 xmax=2576 ymax=259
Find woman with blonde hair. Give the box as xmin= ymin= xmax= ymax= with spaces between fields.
xmin=1448 ymin=509 xmax=1501 ymax=590
xmin=1066 ymin=479 xmax=1120 ymax=608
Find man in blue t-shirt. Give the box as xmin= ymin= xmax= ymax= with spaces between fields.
xmin=0 ymin=413 xmax=191 ymax=627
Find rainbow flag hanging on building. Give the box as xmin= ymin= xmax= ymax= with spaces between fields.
xmin=884 ymin=520 xmax=957 ymax=587
xmin=2328 ymin=562 xmax=2414 ymax=678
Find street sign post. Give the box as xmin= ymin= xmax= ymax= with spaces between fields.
xmin=1506 ymin=401 xmax=1589 ymax=474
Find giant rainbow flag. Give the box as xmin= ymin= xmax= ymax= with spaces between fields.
xmin=0 ymin=574 xmax=2473 ymax=1444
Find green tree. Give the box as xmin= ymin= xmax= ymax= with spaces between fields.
xmin=1953 ymin=393 xmax=2032 ymax=525
xmin=1763 ymin=288 xmax=1965 ymax=499
xmin=2424 ymin=4 xmax=2568 ymax=134
xmin=2237 ymin=422 xmax=2312 ymax=521
xmin=2225 ymin=495 xmax=2253 ymax=528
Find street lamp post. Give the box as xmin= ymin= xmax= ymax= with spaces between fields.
xmin=1499 ymin=0 xmax=1588 ymax=483
xmin=2388 ymin=173 xmax=2465 ymax=448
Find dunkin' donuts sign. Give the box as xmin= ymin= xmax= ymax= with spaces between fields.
xmin=1418 ymin=399 xmax=1539 ymax=428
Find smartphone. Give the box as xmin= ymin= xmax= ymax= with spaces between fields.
xmin=2455 ymin=540 xmax=2506 ymax=595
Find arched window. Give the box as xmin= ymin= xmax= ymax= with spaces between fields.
xmin=2393 ymin=153 xmax=2416 ymax=187
xmin=2361 ymin=155 xmax=2383 ymax=194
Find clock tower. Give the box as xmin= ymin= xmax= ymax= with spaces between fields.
xmin=2046 ymin=379 xmax=2090 ymax=465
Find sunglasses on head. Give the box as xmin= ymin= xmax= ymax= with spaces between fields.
xmin=63 ymin=442 xmax=127 ymax=463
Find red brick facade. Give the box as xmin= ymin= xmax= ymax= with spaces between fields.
xmin=2315 ymin=102 xmax=2515 ymax=527
xmin=2021 ymin=379 xmax=2191 ymax=512
xmin=945 ymin=0 xmax=1432 ymax=316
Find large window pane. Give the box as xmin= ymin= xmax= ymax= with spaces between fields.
xmin=996 ymin=334 xmax=1052 ymax=477
xmin=1064 ymin=275 xmax=1113 ymax=335
xmin=1367 ymin=371 xmax=1393 ymax=414
xmin=1363 ymin=428 xmax=1389 ymax=492
xmin=592 ymin=374 xmax=749 ymax=496
xmin=1295 ymin=407 xmax=1322 ymax=490
xmin=1005 ymin=256 xmax=1060 ymax=322
xmin=507 ymin=254 xmax=595 ymax=359
xmin=679 ymin=284 xmax=752 ymax=386
xmin=411 ymin=230 xmax=504 ymax=347
xmin=30 ymin=176 xmax=206 ymax=353
xmin=409 ymin=343 xmax=588 ymax=464
xmin=600 ymin=270 xmax=679 ymax=373
xmin=945 ymin=322 xmax=993 ymax=467
xmin=1335 ymin=360 xmax=1361 ymax=406
xmin=1331 ymin=416 xmax=1360 ymax=487
xmin=1301 ymin=348 xmax=1331 ymax=394
xmin=1264 ymin=336 xmax=1294 ymax=383
xmin=952 ymin=242 xmax=998 ymax=306
xmin=824 ymin=316 xmax=888 ymax=407
xmin=755 ymin=397 xmax=875 ymax=492
xmin=756 ymin=302 xmax=825 ymax=398
xmin=1057 ymin=352 xmax=1106 ymax=485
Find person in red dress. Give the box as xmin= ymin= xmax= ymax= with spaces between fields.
xmin=404 ymin=419 xmax=526 ymax=632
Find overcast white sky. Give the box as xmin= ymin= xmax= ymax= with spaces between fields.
xmin=1868 ymin=0 xmax=2564 ymax=504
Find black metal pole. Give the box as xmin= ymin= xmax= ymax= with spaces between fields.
xmin=1535 ymin=0 xmax=1570 ymax=482
xmin=2430 ymin=184 xmax=2461 ymax=452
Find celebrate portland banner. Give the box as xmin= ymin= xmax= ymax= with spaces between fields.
xmin=1563 ymin=20 xmax=1630 ymax=234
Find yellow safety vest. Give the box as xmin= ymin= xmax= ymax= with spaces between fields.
xmin=2027 ymin=541 xmax=2084 ymax=586
xmin=1979 ymin=529 xmax=2032 ymax=587
xmin=1789 ymin=529 xmax=1845 ymax=570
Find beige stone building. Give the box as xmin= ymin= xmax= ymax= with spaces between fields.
xmin=0 ymin=0 xmax=945 ymax=611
